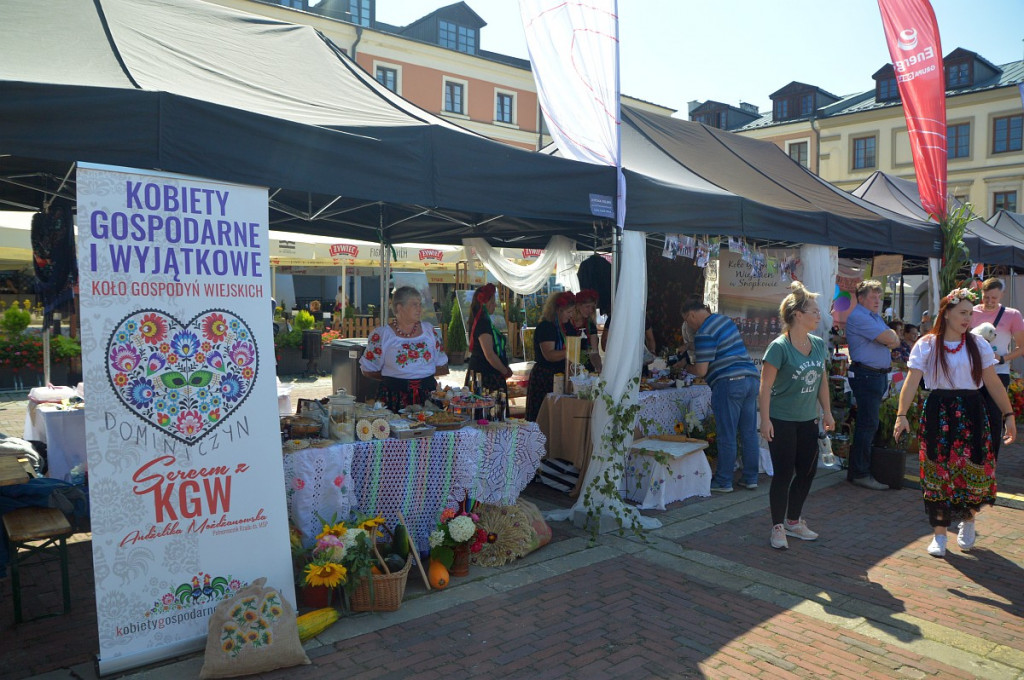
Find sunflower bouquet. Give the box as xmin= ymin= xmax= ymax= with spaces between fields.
xmin=291 ymin=513 xmax=387 ymax=599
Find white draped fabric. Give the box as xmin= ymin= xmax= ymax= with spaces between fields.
xmin=463 ymin=236 xmax=579 ymax=294
xmin=799 ymin=244 xmax=838 ymax=340
xmin=522 ymin=0 xmax=652 ymax=529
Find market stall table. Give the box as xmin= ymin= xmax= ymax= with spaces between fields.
xmin=24 ymin=404 xmax=87 ymax=483
xmin=622 ymin=437 xmax=712 ymax=510
xmin=535 ymin=385 xmax=712 ymax=496
xmin=282 ymin=421 xmax=545 ymax=554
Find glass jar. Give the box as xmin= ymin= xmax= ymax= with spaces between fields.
xmin=328 ymin=388 xmax=356 ymax=443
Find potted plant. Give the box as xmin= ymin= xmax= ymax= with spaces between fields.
xmin=871 ymin=389 xmax=924 ymax=489
xmin=51 ymin=333 xmax=82 ymax=385
xmin=445 ymin=296 xmax=467 ymax=365
xmin=428 ymin=508 xmax=486 ymax=577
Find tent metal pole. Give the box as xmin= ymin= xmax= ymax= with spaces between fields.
xmin=380 ymin=224 xmax=390 ymax=326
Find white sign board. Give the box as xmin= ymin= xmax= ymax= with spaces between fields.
xmin=76 ymin=164 xmax=293 ymax=674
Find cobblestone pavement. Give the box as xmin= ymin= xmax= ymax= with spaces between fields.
xmin=2 ymin=373 xmax=1023 ymax=680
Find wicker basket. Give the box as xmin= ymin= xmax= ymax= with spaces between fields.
xmin=349 ymin=556 xmax=411 ymax=612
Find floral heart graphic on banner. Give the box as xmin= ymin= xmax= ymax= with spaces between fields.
xmin=106 ymin=309 xmax=259 ymax=444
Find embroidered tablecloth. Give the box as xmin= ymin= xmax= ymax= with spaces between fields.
xmin=282 ymin=422 xmax=545 ymax=553
xmin=638 ymin=385 xmax=713 ymax=435
xmin=621 ymin=438 xmax=712 ymax=510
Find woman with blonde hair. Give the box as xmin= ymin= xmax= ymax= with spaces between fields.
xmin=894 ymin=288 xmax=1015 ymax=556
xmin=525 ymin=291 xmax=575 ymax=421
xmin=759 ymin=281 xmax=833 ymax=550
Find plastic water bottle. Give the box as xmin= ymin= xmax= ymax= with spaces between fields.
xmin=819 ymin=432 xmax=838 ymax=467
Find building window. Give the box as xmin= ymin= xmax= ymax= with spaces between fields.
xmin=348 ymin=0 xmax=371 ymax=26
xmin=375 ymin=67 xmax=397 ymax=92
xmin=495 ymin=93 xmax=514 ymax=124
xmin=774 ymin=99 xmax=789 ymax=121
xmin=946 ymin=62 xmax=970 ymax=88
xmin=696 ymin=111 xmax=727 ymax=129
xmin=948 ymin=123 xmax=970 ymax=159
xmin=789 ymin=142 xmax=809 ymax=168
xmin=279 ymin=0 xmax=304 ymax=8
xmin=993 ymin=114 xmax=1023 ymax=154
xmin=994 ymin=191 xmax=1018 ymax=213
xmin=877 ymin=78 xmax=900 ymax=101
xmin=853 ymin=136 xmax=876 ymax=169
xmin=439 ymin=20 xmax=476 ymax=54
xmin=800 ymin=94 xmax=814 ymax=116
xmin=444 ymin=80 xmax=465 ymax=114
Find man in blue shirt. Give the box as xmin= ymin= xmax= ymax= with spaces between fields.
xmin=682 ymin=298 xmax=761 ymax=493
xmin=845 ymin=280 xmax=900 ymax=490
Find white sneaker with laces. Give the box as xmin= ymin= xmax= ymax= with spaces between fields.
xmin=927 ymin=534 xmax=947 ymax=557
xmin=770 ymin=524 xmax=789 ymax=550
xmin=784 ymin=518 xmax=819 ymax=541
xmin=957 ymin=521 xmax=976 ymax=551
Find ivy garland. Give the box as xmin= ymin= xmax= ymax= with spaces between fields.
xmin=579 ymin=376 xmax=662 ymax=541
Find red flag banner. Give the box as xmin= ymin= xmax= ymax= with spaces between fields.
xmin=877 ymin=0 xmax=947 ymax=219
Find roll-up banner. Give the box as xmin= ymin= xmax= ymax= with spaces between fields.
xmin=877 ymin=0 xmax=947 ymax=219
xmin=76 ymin=164 xmax=293 ymax=674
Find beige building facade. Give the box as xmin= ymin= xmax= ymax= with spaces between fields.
xmin=722 ymin=51 xmax=1024 ymax=218
xmin=206 ymin=0 xmax=670 ymax=151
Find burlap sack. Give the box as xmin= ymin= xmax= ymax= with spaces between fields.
xmin=199 ymin=577 xmax=309 ymax=679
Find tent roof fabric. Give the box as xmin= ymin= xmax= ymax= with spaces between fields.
xmin=610 ymin=107 xmax=940 ymax=257
xmin=852 ymin=171 xmax=1024 ymax=269
xmin=0 ymin=0 xmax=615 ymax=246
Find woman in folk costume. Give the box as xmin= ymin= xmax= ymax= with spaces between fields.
xmin=893 ymin=288 xmax=1016 ymax=557
xmin=465 ymin=283 xmax=512 ymax=392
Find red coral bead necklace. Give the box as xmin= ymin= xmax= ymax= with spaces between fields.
xmin=943 ymin=333 xmax=966 ymax=354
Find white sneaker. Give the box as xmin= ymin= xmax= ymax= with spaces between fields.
xmin=957 ymin=521 xmax=976 ymax=551
xmin=927 ymin=534 xmax=947 ymax=557
xmin=770 ymin=524 xmax=789 ymax=550
xmin=784 ymin=518 xmax=819 ymax=541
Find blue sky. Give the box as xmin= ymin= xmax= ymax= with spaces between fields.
xmin=376 ymin=1 xmax=1024 ymax=115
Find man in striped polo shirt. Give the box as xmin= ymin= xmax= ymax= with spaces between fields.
xmin=682 ymin=298 xmax=762 ymax=493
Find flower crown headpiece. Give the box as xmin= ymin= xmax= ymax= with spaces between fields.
xmin=555 ymin=291 xmax=576 ymax=308
xmin=944 ymin=288 xmax=979 ymax=306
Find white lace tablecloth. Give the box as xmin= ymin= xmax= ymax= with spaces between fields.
xmin=622 ymin=438 xmax=712 ymax=510
xmin=639 ymin=386 xmax=713 ymax=436
xmin=281 ymin=422 xmax=545 ymax=554
xmin=466 ymin=421 xmax=546 ymax=506
xmin=283 ymin=444 xmax=358 ymax=548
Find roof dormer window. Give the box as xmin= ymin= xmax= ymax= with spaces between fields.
xmin=440 ymin=20 xmax=476 ymax=54
xmin=946 ymin=61 xmax=971 ymax=88
xmin=877 ymin=77 xmax=900 ymax=102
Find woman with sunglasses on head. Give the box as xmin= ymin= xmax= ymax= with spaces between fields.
xmin=525 ymin=291 xmax=575 ymax=421
xmin=759 ymin=282 xmax=833 ymax=550
xmin=894 ymin=288 xmax=1016 ymax=557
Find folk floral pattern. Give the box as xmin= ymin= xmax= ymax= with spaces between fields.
xmin=106 ymin=309 xmax=258 ymax=444
xmin=146 ymin=571 xmax=243 ymax=617
xmin=219 ymin=590 xmax=283 ymax=657
xmin=919 ymin=394 xmax=997 ymax=524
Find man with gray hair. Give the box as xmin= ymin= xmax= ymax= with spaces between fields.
xmin=846 ymin=280 xmax=900 ymax=490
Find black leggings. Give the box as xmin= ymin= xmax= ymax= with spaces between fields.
xmin=768 ymin=418 xmax=819 ymax=526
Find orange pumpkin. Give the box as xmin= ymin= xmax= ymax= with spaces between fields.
xmin=428 ymin=559 xmax=449 ymax=589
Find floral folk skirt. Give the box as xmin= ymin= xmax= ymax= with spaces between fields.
xmin=919 ymin=389 xmax=997 ymax=527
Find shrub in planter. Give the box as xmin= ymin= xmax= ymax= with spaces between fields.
xmin=0 ymin=304 xmax=31 ymax=337
xmin=445 ymin=296 xmax=467 ymax=362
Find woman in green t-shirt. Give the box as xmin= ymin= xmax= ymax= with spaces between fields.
xmin=759 ymin=281 xmax=835 ymax=550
